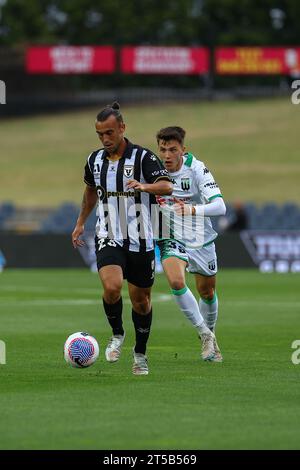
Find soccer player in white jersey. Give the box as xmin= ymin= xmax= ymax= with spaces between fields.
xmin=155 ymin=126 xmax=226 ymax=362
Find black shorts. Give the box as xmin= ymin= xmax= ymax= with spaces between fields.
xmin=95 ymin=237 xmax=155 ymax=288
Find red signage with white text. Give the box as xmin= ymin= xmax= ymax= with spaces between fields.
xmin=216 ymin=47 xmax=300 ymax=75
xmin=26 ymin=46 xmax=116 ymax=74
xmin=121 ymin=46 xmax=209 ymax=74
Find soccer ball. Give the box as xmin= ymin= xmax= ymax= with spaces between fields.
xmin=64 ymin=332 xmax=99 ymax=368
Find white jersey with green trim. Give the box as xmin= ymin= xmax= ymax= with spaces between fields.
xmin=161 ymin=152 xmax=223 ymax=247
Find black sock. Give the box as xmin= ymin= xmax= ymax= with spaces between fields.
xmin=132 ymin=309 xmax=152 ymax=355
xmin=103 ymin=297 xmax=124 ymax=336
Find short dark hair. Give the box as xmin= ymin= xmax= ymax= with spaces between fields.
xmin=156 ymin=126 xmax=186 ymax=145
xmin=96 ymin=101 xmax=123 ymax=123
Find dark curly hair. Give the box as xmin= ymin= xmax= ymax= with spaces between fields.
xmin=96 ymin=101 xmax=123 ymax=123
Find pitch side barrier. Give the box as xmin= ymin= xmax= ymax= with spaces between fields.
xmin=1 ymin=231 xmax=300 ymax=272
xmin=0 ymin=232 xmax=256 ymax=269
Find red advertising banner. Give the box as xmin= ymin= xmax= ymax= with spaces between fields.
xmin=121 ymin=46 xmax=209 ymax=74
xmin=26 ymin=46 xmax=116 ymax=74
xmin=216 ymin=47 xmax=300 ymax=75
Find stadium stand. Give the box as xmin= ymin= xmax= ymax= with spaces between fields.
xmin=40 ymin=203 xmax=97 ymax=234
xmin=0 ymin=202 xmax=299 ymax=233
xmin=0 ymin=203 xmax=53 ymax=232
xmin=212 ymin=202 xmax=300 ymax=232
xmin=0 ymin=202 xmax=16 ymax=229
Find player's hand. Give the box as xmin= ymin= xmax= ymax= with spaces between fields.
xmin=72 ymin=224 xmax=85 ymax=248
xmin=173 ymin=197 xmax=193 ymax=216
xmin=126 ymin=179 xmax=146 ymax=191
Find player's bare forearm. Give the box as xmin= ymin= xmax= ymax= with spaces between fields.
xmin=76 ymin=186 xmax=98 ymax=225
xmin=127 ymin=179 xmax=172 ymax=195
xmin=173 ymin=196 xmax=226 ymax=217
xmin=72 ymin=186 xmax=97 ymax=248
xmin=144 ymin=180 xmax=173 ymax=196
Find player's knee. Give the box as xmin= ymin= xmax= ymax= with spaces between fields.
xmin=170 ymin=278 xmax=186 ymax=291
xmin=132 ymin=297 xmax=151 ymax=314
xmin=103 ymin=283 xmax=122 ymax=303
xmin=200 ymin=287 xmax=215 ymax=301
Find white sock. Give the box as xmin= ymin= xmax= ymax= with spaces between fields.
xmin=172 ymin=286 xmax=210 ymax=335
xmin=199 ymin=292 xmax=218 ymax=331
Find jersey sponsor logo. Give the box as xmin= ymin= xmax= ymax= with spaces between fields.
xmin=151 ymin=169 xmax=168 ymax=177
xmin=204 ymin=182 xmax=219 ymax=189
xmin=203 ymin=167 xmax=210 ymax=175
xmin=107 ymin=190 xmax=137 ymax=198
xmin=96 ymin=185 xmax=106 ymax=201
xmin=94 ymin=163 xmax=101 ymax=174
xmin=124 ymin=165 xmax=134 ymax=178
xmin=181 ymin=177 xmax=191 ymax=191
xmin=208 ymin=259 xmax=216 ymax=271
xmin=96 ymin=185 xmax=138 ymax=199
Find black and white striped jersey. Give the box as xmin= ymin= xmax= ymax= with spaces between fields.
xmin=84 ymin=139 xmax=170 ymax=252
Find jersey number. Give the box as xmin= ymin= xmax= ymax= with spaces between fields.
xmin=98 ymin=238 xmax=117 ymax=251
xmin=168 ymin=241 xmax=186 ymax=253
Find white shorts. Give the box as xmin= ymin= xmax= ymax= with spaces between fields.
xmin=186 ymin=242 xmax=218 ymax=277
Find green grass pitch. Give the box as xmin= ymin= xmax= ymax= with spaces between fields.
xmin=0 ymin=268 xmax=300 ymax=450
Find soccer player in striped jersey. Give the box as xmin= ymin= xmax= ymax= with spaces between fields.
xmin=156 ymin=126 xmax=226 ymax=362
xmin=72 ymin=103 xmax=172 ymax=375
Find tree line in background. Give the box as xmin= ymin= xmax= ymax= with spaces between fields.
xmin=1 ymin=0 xmax=299 ymax=99
xmin=0 ymin=0 xmax=300 ymax=47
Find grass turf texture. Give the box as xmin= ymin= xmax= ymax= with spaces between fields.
xmin=0 ymin=268 xmax=300 ymax=450
xmin=1 ymin=98 xmax=299 ymax=206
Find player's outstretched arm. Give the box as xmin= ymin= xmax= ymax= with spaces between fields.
xmin=127 ymin=179 xmax=173 ymax=196
xmin=72 ymin=186 xmax=98 ymax=248
xmin=173 ymin=196 xmax=226 ymax=217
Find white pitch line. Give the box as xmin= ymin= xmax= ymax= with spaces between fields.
xmin=223 ymin=300 xmax=300 ymax=308
xmin=0 ymin=295 xmax=299 ymax=308
xmin=2 ymin=287 xmax=298 ymax=308
xmin=0 ymin=285 xmax=101 ymax=295
xmin=0 ymin=294 xmax=173 ymax=307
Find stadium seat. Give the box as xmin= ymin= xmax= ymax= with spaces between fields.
xmin=12 ymin=201 xmax=300 ymax=233
xmin=248 ymin=211 xmax=264 ymax=229
xmin=0 ymin=202 xmax=16 ymax=228
xmin=40 ymin=202 xmax=79 ymax=233
xmin=278 ymin=204 xmax=300 ymax=230
xmin=282 ymin=202 xmax=298 ymax=214
xmin=244 ymin=202 xmax=257 ymax=217
xmin=259 ymin=203 xmax=280 ymax=230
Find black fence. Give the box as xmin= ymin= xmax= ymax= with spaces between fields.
xmin=0 ymin=232 xmax=255 ymax=269
xmin=0 ymin=233 xmax=86 ymax=268
xmin=2 ymin=231 xmax=300 ymax=273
